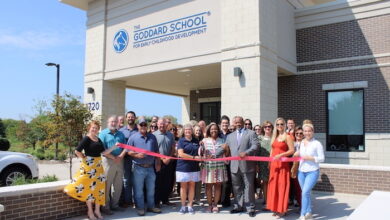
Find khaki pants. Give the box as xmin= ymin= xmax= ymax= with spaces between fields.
xmin=103 ymin=157 xmax=124 ymax=209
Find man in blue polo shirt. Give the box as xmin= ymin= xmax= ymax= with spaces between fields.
xmin=127 ymin=117 xmax=161 ymax=216
xmin=99 ymin=115 xmax=126 ymax=215
xmin=118 ymin=111 xmax=138 ymax=208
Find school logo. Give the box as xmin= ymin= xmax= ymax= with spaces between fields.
xmin=113 ymin=29 xmax=128 ymax=53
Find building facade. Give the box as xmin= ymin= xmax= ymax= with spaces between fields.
xmin=61 ymin=0 xmax=390 ymax=166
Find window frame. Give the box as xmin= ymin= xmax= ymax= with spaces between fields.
xmin=326 ymin=88 xmax=365 ymax=152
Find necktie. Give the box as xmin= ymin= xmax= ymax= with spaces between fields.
xmin=237 ymin=129 xmax=242 ymax=145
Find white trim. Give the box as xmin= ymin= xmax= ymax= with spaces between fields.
xmin=298 ymin=53 xmax=390 ymax=66
xmin=198 ymin=97 xmax=221 ymax=103
xmin=0 ymin=180 xmax=69 ymax=197
xmin=295 ymin=0 xmax=390 ymax=29
xmin=297 ymin=63 xmax=390 ymax=74
xmin=320 ymin=163 xmax=390 ymax=171
xmin=322 ymin=81 xmax=368 ymax=90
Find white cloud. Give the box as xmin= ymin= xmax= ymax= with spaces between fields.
xmin=0 ymin=28 xmax=84 ymax=50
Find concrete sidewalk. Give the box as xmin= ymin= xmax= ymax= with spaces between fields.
xmin=67 ymin=191 xmax=366 ymax=220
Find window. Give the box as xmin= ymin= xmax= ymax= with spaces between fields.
xmin=327 ymin=89 xmax=364 ymax=152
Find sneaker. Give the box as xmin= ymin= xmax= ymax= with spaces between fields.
xmin=179 ymin=206 xmax=187 ymax=215
xmin=298 ymin=216 xmax=306 ymax=220
xmin=188 ymin=206 xmax=195 ymax=215
xmin=305 ymin=213 xmax=313 ymax=219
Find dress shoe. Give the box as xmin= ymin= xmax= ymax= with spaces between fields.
xmin=248 ymin=211 xmax=256 ymax=217
xmin=163 ymin=201 xmax=176 ymax=206
xmin=111 ymin=206 xmax=126 ymax=212
xmin=230 ymin=208 xmax=244 ymax=214
xmin=147 ymin=207 xmax=162 ymax=213
xmin=100 ymin=208 xmax=113 ymax=215
xmin=137 ymin=209 xmax=145 ymax=216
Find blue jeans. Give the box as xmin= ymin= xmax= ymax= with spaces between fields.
xmin=123 ymin=156 xmax=134 ymax=204
xmin=298 ymin=169 xmax=319 ymax=217
xmin=133 ymin=165 xmax=156 ymax=209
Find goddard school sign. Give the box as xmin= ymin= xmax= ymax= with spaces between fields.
xmin=105 ymin=0 xmax=220 ymax=71
xmin=132 ymin=11 xmax=210 ymax=49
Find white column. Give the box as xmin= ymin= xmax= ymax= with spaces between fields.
xmin=181 ymin=96 xmax=191 ymax=124
xmin=220 ymin=0 xmax=278 ymax=124
xmin=83 ymin=0 xmax=126 ymax=126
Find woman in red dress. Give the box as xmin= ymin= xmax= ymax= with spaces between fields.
xmin=267 ymin=117 xmax=295 ymax=218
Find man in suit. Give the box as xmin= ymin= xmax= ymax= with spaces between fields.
xmin=225 ymin=116 xmax=259 ymax=217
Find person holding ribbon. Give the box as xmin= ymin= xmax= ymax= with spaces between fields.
xmin=225 ymin=116 xmax=259 ymax=217
xmin=200 ymin=123 xmax=229 ymax=213
xmin=176 ymin=123 xmax=201 ymax=215
xmin=295 ymin=123 xmax=324 ymax=220
xmin=267 ymin=117 xmax=295 ymax=218
xmin=64 ymin=120 xmax=120 ymax=220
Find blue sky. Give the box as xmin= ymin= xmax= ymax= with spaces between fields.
xmin=0 ymin=0 xmax=181 ymax=122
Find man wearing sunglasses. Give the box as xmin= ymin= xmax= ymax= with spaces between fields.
xmin=127 ymin=117 xmax=161 ymax=216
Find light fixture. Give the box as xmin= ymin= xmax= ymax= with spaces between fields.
xmin=87 ymin=87 xmax=94 ymax=94
xmin=234 ymin=67 xmax=242 ymax=77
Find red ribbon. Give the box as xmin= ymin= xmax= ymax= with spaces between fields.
xmin=118 ymin=143 xmax=302 ymax=162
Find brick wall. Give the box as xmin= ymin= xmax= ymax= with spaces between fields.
xmin=279 ymin=13 xmax=390 ymax=133
xmin=314 ymin=164 xmax=390 ymax=195
xmin=0 ymin=181 xmax=85 ymax=220
xmin=296 ymin=14 xmax=390 ymax=62
xmin=278 ymin=67 xmax=390 ymax=133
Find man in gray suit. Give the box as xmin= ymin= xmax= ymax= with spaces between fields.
xmin=225 ymin=116 xmax=259 ymax=217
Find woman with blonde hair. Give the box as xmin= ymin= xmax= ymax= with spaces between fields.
xmin=295 ymin=123 xmax=324 ymax=220
xmin=267 ymin=118 xmax=295 ymax=218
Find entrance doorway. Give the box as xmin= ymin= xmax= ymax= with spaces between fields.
xmin=200 ymin=102 xmax=221 ymax=124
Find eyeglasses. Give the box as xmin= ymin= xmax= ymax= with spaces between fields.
xmin=139 ymin=124 xmax=147 ymax=127
xmin=245 ymin=123 xmax=251 ymax=125
xmin=295 ymin=132 xmax=303 ymax=135
xmin=170 ymin=128 xmax=177 ymax=131
xmin=151 ymin=126 xmax=157 ymax=129
xmin=264 ymin=125 xmax=272 ymax=129
xmin=276 ymin=123 xmax=284 ymax=126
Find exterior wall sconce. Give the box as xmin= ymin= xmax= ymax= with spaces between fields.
xmin=87 ymin=87 xmax=95 ymax=94
xmin=234 ymin=67 xmax=242 ymax=77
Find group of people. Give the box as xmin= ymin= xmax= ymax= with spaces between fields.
xmin=64 ymin=112 xmax=324 ymax=220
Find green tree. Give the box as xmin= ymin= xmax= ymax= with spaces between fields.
xmin=3 ymin=119 xmax=22 ymax=141
xmin=47 ymin=93 xmax=94 ymax=179
xmin=162 ymin=115 xmax=178 ymax=124
xmin=15 ymin=120 xmax=36 ymax=149
xmin=0 ymin=118 xmax=6 ymax=138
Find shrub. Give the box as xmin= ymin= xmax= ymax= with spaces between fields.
xmin=0 ymin=138 xmax=10 ymax=151
xmin=11 ymin=175 xmax=58 ymax=186
xmin=58 ymin=153 xmax=67 ymax=161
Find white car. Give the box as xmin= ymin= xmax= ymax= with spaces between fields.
xmin=0 ymin=151 xmax=39 ymax=186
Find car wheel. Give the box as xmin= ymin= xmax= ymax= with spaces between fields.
xmin=1 ymin=166 xmax=30 ymax=186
